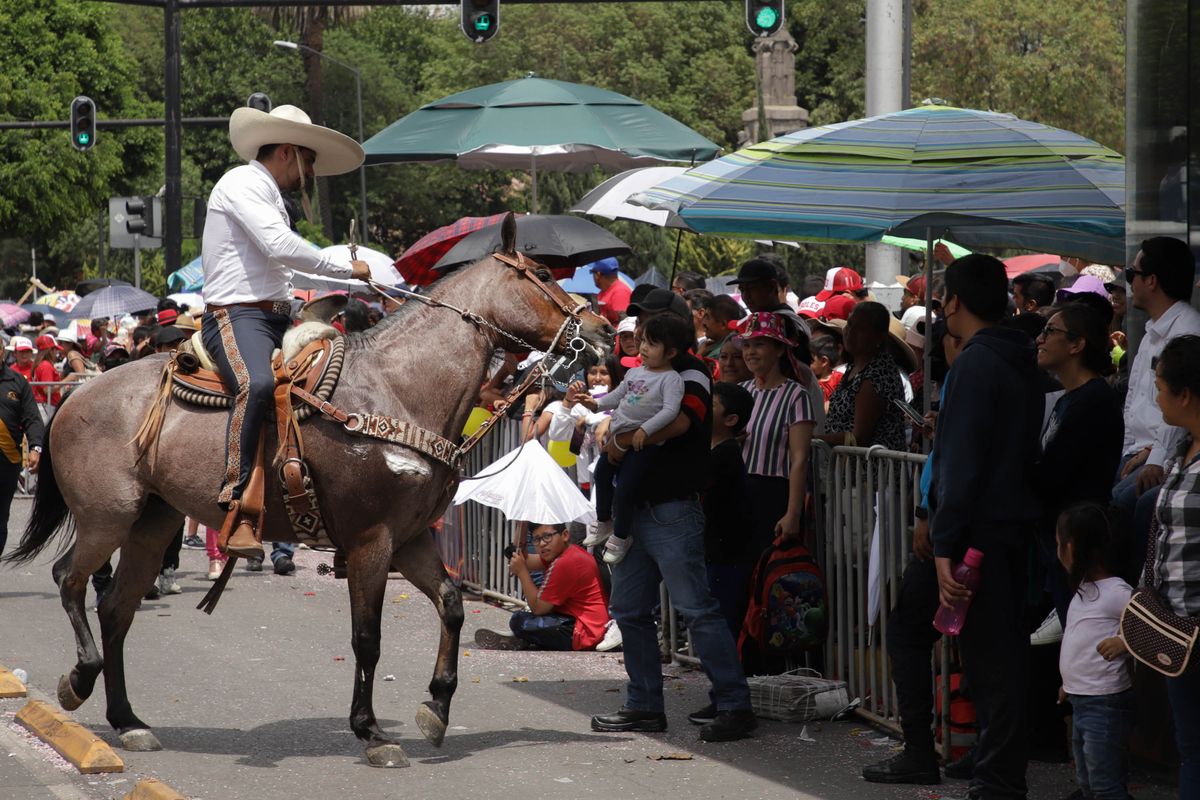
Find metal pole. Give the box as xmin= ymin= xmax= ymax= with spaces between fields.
xmin=864 ymin=0 xmax=906 ymax=287
xmin=98 ymin=209 xmax=106 ymax=277
xmin=134 ymin=234 xmax=142 ymax=289
xmin=31 ymin=248 xmax=37 ymax=301
xmin=923 ymin=227 xmax=933 ymax=416
xmin=164 ymin=0 xmax=183 ymax=272
xmin=531 ymin=155 xmax=539 ymax=214
xmin=354 ymin=67 xmax=368 ymax=244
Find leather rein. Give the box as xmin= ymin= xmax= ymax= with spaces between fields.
xmin=292 ymin=251 xmax=590 ymax=467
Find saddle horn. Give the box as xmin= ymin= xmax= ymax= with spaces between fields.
xmin=300 ymin=294 xmax=349 ymax=324
xmin=498 ymin=212 xmax=517 ymax=257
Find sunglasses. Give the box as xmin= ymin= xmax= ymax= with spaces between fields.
xmin=1125 ymin=267 xmax=1148 ymax=282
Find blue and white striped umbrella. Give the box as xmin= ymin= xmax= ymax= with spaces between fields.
xmin=634 ymin=105 xmax=1126 ymax=264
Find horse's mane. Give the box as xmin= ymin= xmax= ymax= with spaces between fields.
xmin=346 ymin=258 xmax=484 ymax=351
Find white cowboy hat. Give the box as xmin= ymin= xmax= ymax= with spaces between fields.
xmin=229 ymin=105 xmax=364 ymax=177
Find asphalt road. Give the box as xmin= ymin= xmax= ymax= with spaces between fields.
xmin=0 ymin=498 xmax=1177 ymax=800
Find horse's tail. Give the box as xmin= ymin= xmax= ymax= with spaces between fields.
xmin=4 ymin=416 xmax=74 ymax=566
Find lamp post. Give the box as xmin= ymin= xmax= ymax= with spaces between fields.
xmin=274 ymin=40 xmax=369 ymax=244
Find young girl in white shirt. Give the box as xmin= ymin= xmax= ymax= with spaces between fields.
xmin=1056 ymin=503 xmax=1135 ymax=800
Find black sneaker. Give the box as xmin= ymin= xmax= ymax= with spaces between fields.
xmin=687 ymin=703 xmax=717 ymax=725
xmin=182 ymin=535 xmax=205 ymax=550
xmin=473 ymin=628 xmax=529 ymax=650
xmin=245 ymin=556 xmax=264 ymax=572
xmin=699 ymin=709 xmax=757 ymax=742
xmin=862 ymin=748 xmax=941 ymax=785
xmin=590 ymin=709 xmax=668 ymax=732
xmin=273 ymin=556 xmax=296 ymax=576
xmin=944 ymin=745 xmax=975 ymax=779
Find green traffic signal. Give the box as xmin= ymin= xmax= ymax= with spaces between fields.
xmin=755 ymin=7 xmax=779 ymax=29
xmin=76 ymin=133 xmax=90 ymax=146
xmin=473 ymin=13 xmax=493 ymax=32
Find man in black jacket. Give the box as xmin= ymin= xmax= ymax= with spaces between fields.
xmin=930 ymin=254 xmax=1043 ymax=800
xmin=0 ymin=357 xmax=44 ymax=554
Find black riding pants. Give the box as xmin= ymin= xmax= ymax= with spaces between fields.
xmin=201 ymin=307 xmax=289 ymax=506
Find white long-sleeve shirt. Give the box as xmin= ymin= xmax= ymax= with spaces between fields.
xmin=201 ymin=161 xmax=352 ymax=304
xmin=1123 ymin=300 xmax=1200 ymax=466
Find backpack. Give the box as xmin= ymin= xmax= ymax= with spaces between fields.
xmin=738 ymin=538 xmax=828 ymax=672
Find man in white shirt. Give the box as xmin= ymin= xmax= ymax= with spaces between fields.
xmin=1112 ymin=236 xmax=1200 ymax=554
xmin=203 ymin=104 xmax=370 ymax=557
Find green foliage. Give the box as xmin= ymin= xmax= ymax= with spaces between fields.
xmin=0 ymin=0 xmax=1127 ymax=300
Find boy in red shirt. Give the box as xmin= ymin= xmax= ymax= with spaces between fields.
xmin=6 ymin=336 xmax=35 ymax=382
xmin=474 ymin=523 xmax=610 ymax=651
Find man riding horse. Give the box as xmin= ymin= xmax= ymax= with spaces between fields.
xmin=203 ymin=104 xmax=371 ymax=557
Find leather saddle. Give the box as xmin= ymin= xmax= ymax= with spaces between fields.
xmin=173 ymin=329 xmax=335 ymax=403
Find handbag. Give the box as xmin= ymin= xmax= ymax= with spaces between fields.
xmin=1119 ymin=518 xmax=1199 ymax=677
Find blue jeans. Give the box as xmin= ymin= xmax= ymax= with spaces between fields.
xmin=1068 ymin=690 xmax=1135 ymax=800
xmin=509 ymin=610 xmax=575 ymax=651
xmin=270 ymin=542 xmax=295 ymax=564
xmin=1111 ymin=455 xmax=1160 ymax=577
xmin=609 ymin=499 xmax=751 ymax=713
xmin=1167 ymin=665 xmax=1200 ymax=800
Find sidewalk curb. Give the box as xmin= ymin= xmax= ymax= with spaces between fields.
xmin=123 ymin=778 xmax=187 ymax=799
xmin=14 ymin=699 xmax=124 ymax=774
xmin=0 ymin=664 xmax=28 ymax=698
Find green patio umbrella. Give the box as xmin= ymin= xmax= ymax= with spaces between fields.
xmin=363 ymin=75 xmax=721 ymax=212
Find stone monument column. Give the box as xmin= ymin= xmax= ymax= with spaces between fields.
xmin=742 ymin=28 xmax=809 ymax=144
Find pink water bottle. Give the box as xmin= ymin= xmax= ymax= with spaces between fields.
xmin=932 ymin=548 xmax=984 ymax=636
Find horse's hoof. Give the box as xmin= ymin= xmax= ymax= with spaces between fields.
xmin=119 ymin=729 xmax=162 ymax=752
xmin=365 ymin=743 xmax=409 ymax=768
xmin=415 ymin=703 xmax=446 ymax=748
xmin=57 ymin=674 xmax=84 ymax=711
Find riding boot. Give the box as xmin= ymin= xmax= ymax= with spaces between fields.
xmin=221 ymin=437 xmax=266 ymax=559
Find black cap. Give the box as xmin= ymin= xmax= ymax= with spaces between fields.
xmin=628 ymin=288 xmax=691 ymax=322
xmin=629 ymin=283 xmax=656 ymax=306
xmin=151 ymin=325 xmax=187 ymax=348
xmin=729 ymin=258 xmax=778 ymax=285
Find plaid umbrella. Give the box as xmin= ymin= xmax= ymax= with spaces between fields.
xmin=395 ymin=214 xmax=508 ymax=285
xmin=71 ymin=285 xmax=158 ymax=319
xmin=0 ymin=303 xmax=30 ymax=328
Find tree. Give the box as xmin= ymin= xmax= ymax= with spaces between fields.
xmin=0 ymin=0 xmax=156 ymax=296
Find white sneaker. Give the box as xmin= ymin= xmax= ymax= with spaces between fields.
xmin=602 ymin=535 xmax=632 ymax=565
xmin=596 ymin=619 xmax=623 ymax=652
xmin=1030 ymin=609 xmax=1063 ymax=646
xmin=583 ymin=520 xmax=614 ymax=548
xmin=207 ymin=559 xmax=226 ymax=581
xmin=157 ymin=568 xmax=182 ymax=596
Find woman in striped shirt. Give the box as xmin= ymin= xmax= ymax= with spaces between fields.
xmin=737 ymin=312 xmax=816 ymax=561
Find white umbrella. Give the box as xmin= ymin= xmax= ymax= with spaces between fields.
xmin=167 ymin=292 xmax=204 ymax=313
xmin=292 ymin=244 xmax=404 ymax=291
xmin=570 ymin=166 xmax=691 ymax=229
xmin=453 ymin=440 xmax=596 ymax=525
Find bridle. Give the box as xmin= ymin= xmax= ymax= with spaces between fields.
xmin=364 ymin=249 xmax=590 ymax=366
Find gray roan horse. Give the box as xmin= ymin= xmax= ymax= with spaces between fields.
xmin=4 ymin=217 xmax=612 ymax=767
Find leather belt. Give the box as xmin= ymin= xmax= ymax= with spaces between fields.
xmin=205 ymin=300 xmax=291 ymax=317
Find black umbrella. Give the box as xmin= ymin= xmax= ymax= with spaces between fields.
xmin=76 ymin=278 xmax=132 ymax=297
xmin=432 ymin=214 xmax=631 ymax=275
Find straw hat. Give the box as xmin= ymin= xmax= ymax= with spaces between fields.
xmin=886 ymin=316 xmax=918 ymax=373
xmin=229 ymin=105 xmax=364 ymax=177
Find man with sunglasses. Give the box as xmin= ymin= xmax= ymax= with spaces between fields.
xmin=474 ymin=523 xmax=610 ymax=651
xmin=1112 ymin=237 xmax=1200 ymax=557
xmin=203 ymin=105 xmax=372 ymax=558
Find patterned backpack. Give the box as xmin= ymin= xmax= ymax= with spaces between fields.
xmin=738 ymin=538 xmax=828 ymax=672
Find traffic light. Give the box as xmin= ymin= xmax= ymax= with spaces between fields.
xmin=745 ymin=0 xmax=785 ymax=37
xmin=125 ymin=197 xmax=148 ymax=237
xmin=70 ymin=96 xmax=96 ymax=151
xmin=461 ymin=1 xmax=499 ymax=43
xmin=246 ymin=92 xmax=272 ymax=113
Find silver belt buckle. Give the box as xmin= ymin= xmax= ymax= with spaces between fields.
xmin=271 ymin=300 xmax=292 ymax=317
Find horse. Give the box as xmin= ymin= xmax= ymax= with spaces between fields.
xmin=4 ymin=217 xmax=613 ymax=767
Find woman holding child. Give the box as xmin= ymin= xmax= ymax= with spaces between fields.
xmin=737 ymin=312 xmax=816 ymax=559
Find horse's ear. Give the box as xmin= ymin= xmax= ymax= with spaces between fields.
xmin=300 ymin=294 xmax=348 ymax=323
xmin=499 ymin=212 xmax=517 ymax=256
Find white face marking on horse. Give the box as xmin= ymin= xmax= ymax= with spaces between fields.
xmin=383 ymin=450 xmax=430 ymax=478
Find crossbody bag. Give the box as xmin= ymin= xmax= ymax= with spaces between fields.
xmin=1119 ymin=518 xmax=1199 ymax=677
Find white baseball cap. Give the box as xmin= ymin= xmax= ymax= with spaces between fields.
xmin=5 ymin=335 xmax=33 ymax=352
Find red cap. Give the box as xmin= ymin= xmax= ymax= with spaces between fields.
xmin=905 ymin=275 xmax=927 ymax=301
xmin=35 ymin=334 xmax=62 ymax=351
xmin=822 ymin=294 xmax=858 ymax=321
xmin=815 ymin=266 xmax=864 ymax=301
xmin=156 ymin=309 xmax=178 ymax=326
